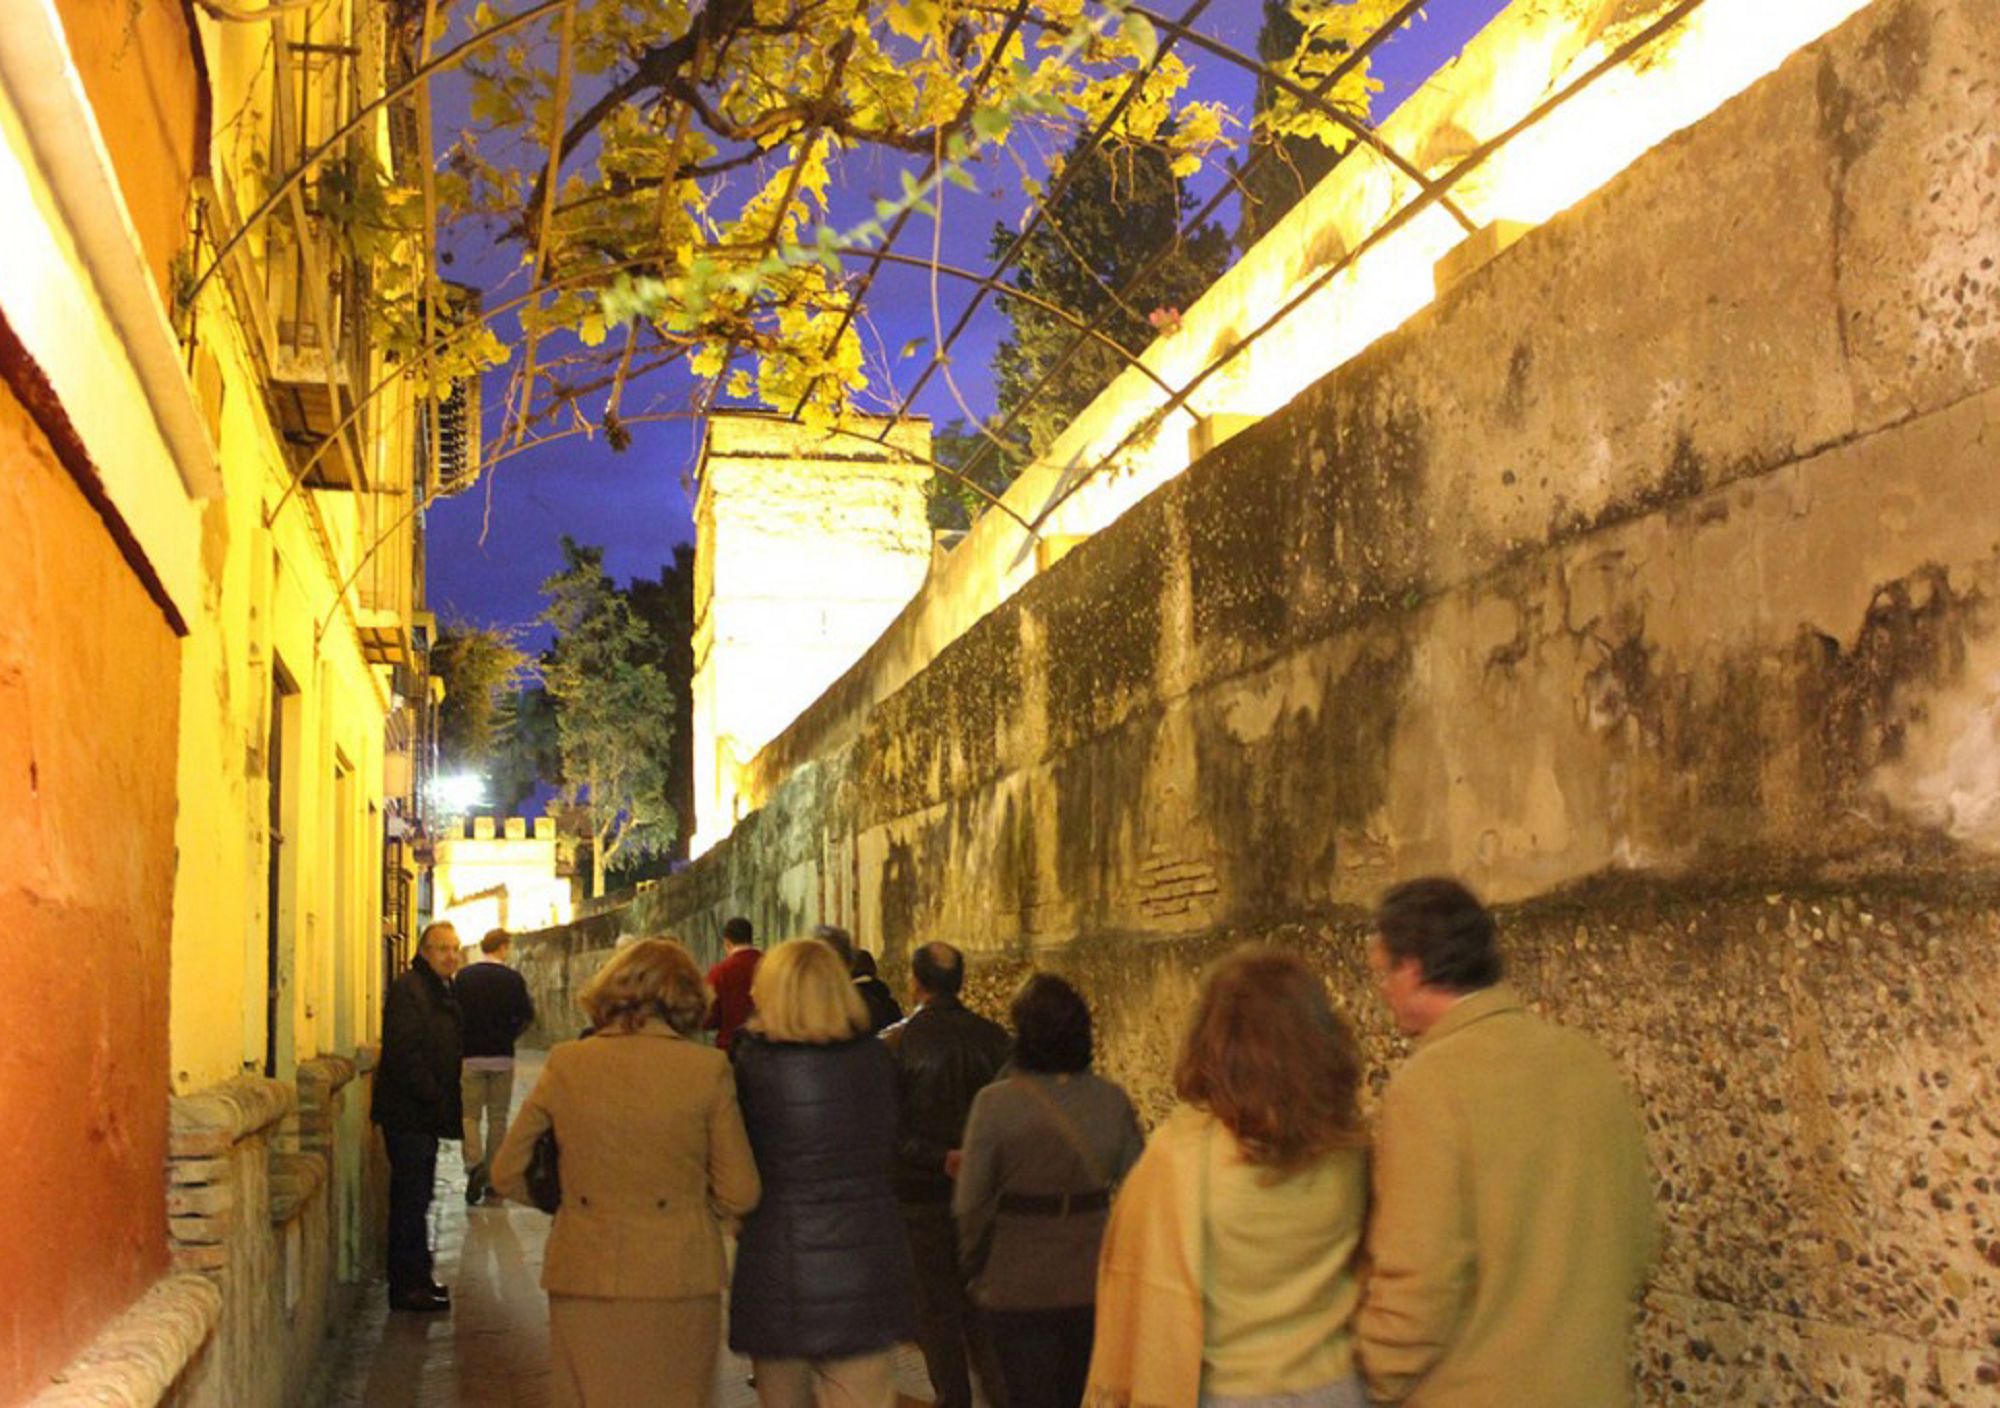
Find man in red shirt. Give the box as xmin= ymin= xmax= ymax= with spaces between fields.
xmin=705 ymin=915 xmax=760 ymax=1052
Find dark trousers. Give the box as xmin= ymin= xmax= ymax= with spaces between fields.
xmin=903 ymin=1202 xmax=1001 ymax=1408
xmin=382 ymin=1125 xmax=439 ymax=1291
xmin=987 ymin=1304 xmax=1095 ymax=1408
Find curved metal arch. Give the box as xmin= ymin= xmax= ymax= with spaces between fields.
xmin=1024 ymin=0 xmax=1715 ymax=539
xmin=1126 ymin=6 xmax=1477 ymax=234
xmin=855 ymin=0 xmax=1219 ymax=439
xmin=184 ymin=0 xmax=572 ymax=310
xmin=949 ymin=0 xmax=1431 ymax=492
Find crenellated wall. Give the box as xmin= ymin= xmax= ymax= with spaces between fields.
xmin=533 ymin=1 xmax=2000 ymax=1399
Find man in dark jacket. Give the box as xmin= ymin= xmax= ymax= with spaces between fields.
xmin=456 ymin=928 xmax=535 ymax=1204
xmin=371 ymin=920 xmax=464 ymax=1312
xmin=883 ymin=941 xmax=1010 ymax=1408
xmin=811 ymin=924 xmax=903 ymax=1034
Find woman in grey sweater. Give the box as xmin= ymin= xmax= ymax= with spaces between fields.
xmin=953 ymin=974 xmax=1144 ymax=1408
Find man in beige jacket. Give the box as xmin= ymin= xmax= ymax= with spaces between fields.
xmin=1357 ymin=878 xmax=1658 ymax=1406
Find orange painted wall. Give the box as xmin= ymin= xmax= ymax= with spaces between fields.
xmin=0 ymin=374 xmax=180 ymax=1399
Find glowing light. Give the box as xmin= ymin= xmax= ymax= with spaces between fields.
xmin=430 ymin=773 xmax=486 ymax=814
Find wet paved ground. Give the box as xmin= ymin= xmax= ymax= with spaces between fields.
xmin=323 ymin=1051 xmax=936 ymax=1407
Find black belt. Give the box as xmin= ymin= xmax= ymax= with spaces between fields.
xmin=996 ymin=1189 xmax=1110 ymax=1216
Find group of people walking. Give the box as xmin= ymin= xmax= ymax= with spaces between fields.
xmin=371 ymin=878 xmax=1658 ymax=1408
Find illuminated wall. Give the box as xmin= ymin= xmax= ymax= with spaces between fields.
xmin=734 ymin=0 xmax=1878 ymax=823
xmin=691 ymin=414 xmax=933 ymax=854
xmin=433 ymin=816 xmax=573 ymax=938
xmin=565 ymin=2 xmax=2000 ymax=1395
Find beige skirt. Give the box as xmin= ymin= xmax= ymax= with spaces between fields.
xmin=548 ymin=1293 xmax=722 ymax=1408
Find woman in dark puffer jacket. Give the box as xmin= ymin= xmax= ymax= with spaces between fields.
xmin=730 ymin=937 xmax=917 ymax=1407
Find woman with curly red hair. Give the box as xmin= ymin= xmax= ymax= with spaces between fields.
xmin=1085 ymin=946 xmax=1369 ymax=1408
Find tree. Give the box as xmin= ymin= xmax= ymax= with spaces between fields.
xmin=1236 ymin=0 xmax=1344 ymax=249
xmin=539 ymin=537 xmax=677 ymax=897
xmin=622 ymin=543 xmax=697 ymax=865
xmin=984 ymin=129 xmax=1233 ymax=473
xmin=431 ymin=620 xmax=528 ymax=779
xmin=491 ymin=679 xmax=562 ymax=817
xmin=375 ymin=2 xmax=1244 ymax=443
xmin=927 ymin=417 xmax=1022 ymax=531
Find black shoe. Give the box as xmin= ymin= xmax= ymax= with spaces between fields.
xmin=389 ymin=1286 xmax=449 ymax=1313
xmin=465 ymin=1177 xmax=486 ymax=1206
xmin=425 ymin=1280 xmax=452 ymax=1304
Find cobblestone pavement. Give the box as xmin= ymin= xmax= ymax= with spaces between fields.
xmin=323 ymin=1051 xmax=936 ymax=1407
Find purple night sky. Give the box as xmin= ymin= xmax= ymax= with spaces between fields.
xmin=424 ymin=2 xmax=1514 ymax=644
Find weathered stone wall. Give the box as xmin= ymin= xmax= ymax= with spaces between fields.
xmin=156 ymin=1061 xmax=379 ymax=1408
xmin=527 ymin=1 xmax=2000 ymax=1398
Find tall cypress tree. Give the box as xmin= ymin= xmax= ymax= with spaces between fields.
xmin=935 ymin=131 xmax=1229 ymax=525
xmin=1237 ymin=0 xmax=1343 ymax=249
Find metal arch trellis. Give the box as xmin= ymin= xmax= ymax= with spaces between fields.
xmin=220 ymin=0 xmax=1448 ymax=492
xmin=1014 ymin=0 xmax=1718 ymax=542
xmin=853 ymin=0 xmax=1478 ymax=458
xmin=778 ymin=0 xmax=1039 ymax=423
xmin=943 ymin=0 xmax=1433 ymax=495
xmin=791 ymin=0 xmax=1218 ymax=434
xmin=291 ymin=0 xmax=1715 ymax=645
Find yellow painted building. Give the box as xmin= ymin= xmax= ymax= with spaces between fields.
xmin=1 ymin=0 xmax=465 ymax=1399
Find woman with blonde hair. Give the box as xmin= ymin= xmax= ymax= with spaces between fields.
xmin=728 ymin=937 xmax=916 ymax=1407
xmin=1085 ymin=946 xmax=1369 ymax=1408
xmin=492 ymin=936 xmax=760 ymax=1407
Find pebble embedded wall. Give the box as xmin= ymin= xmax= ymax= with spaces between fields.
xmin=0 ymin=370 xmax=180 ymax=1402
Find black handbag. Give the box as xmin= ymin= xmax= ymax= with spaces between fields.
xmin=524 ymin=1127 xmax=561 ymax=1213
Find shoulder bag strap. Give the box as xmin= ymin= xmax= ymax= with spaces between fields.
xmin=1011 ymin=1075 xmax=1110 ymax=1189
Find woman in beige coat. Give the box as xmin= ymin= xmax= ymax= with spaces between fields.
xmin=492 ymin=937 xmax=761 ymax=1408
xmin=1085 ymin=947 xmax=1370 ymax=1408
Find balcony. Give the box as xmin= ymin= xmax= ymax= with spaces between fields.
xmin=264 ymin=34 xmax=370 ymax=489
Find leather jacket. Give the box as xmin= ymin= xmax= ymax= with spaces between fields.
xmin=883 ymin=995 xmax=1011 ymax=1203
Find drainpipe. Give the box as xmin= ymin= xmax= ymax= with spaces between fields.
xmin=0 ymin=0 xmax=223 ymax=500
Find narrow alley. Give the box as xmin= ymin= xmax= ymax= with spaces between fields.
xmin=321 ymin=1054 xmax=934 ymax=1408
xmin=9 ymin=0 xmax=2000 ymax=1403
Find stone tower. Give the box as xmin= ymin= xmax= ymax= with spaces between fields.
xmin=690 ymin=413 xmax=933 ymax=855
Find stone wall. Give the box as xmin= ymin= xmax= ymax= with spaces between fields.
xmin=151 ymin=1061 xmax=380 ymax=1408
xmin=524 ymin=1 xmax=2000 ymax=1398
xmin=733 ymin=0 xmax=1883 ymax=813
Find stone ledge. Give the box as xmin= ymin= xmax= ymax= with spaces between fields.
xmin=297 ymin=1053 xmax=357 ymax=1100
xmin=269 ymin=1151 xmax=327 ymax=1226
xmin=28 ymin=1273 xmax=220 ymax=1407
xmin=168 ymin=1075 xmax=294 ymax=1157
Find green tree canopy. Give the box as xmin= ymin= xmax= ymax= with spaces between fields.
xmin=620 ymin=543 xmax=696 ymax=866
xmin=1236 ymin=0 xmax=1346 ymax=248
xmin=539 ymin=537 xmax=677 ymax=896
xmin=981 ymin=128 xmax=1232 ymax=482
xmin=491 ymin=678 xmax=562 ymax=818
xmin=432 ymin=620 xmax=529 ymax=779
